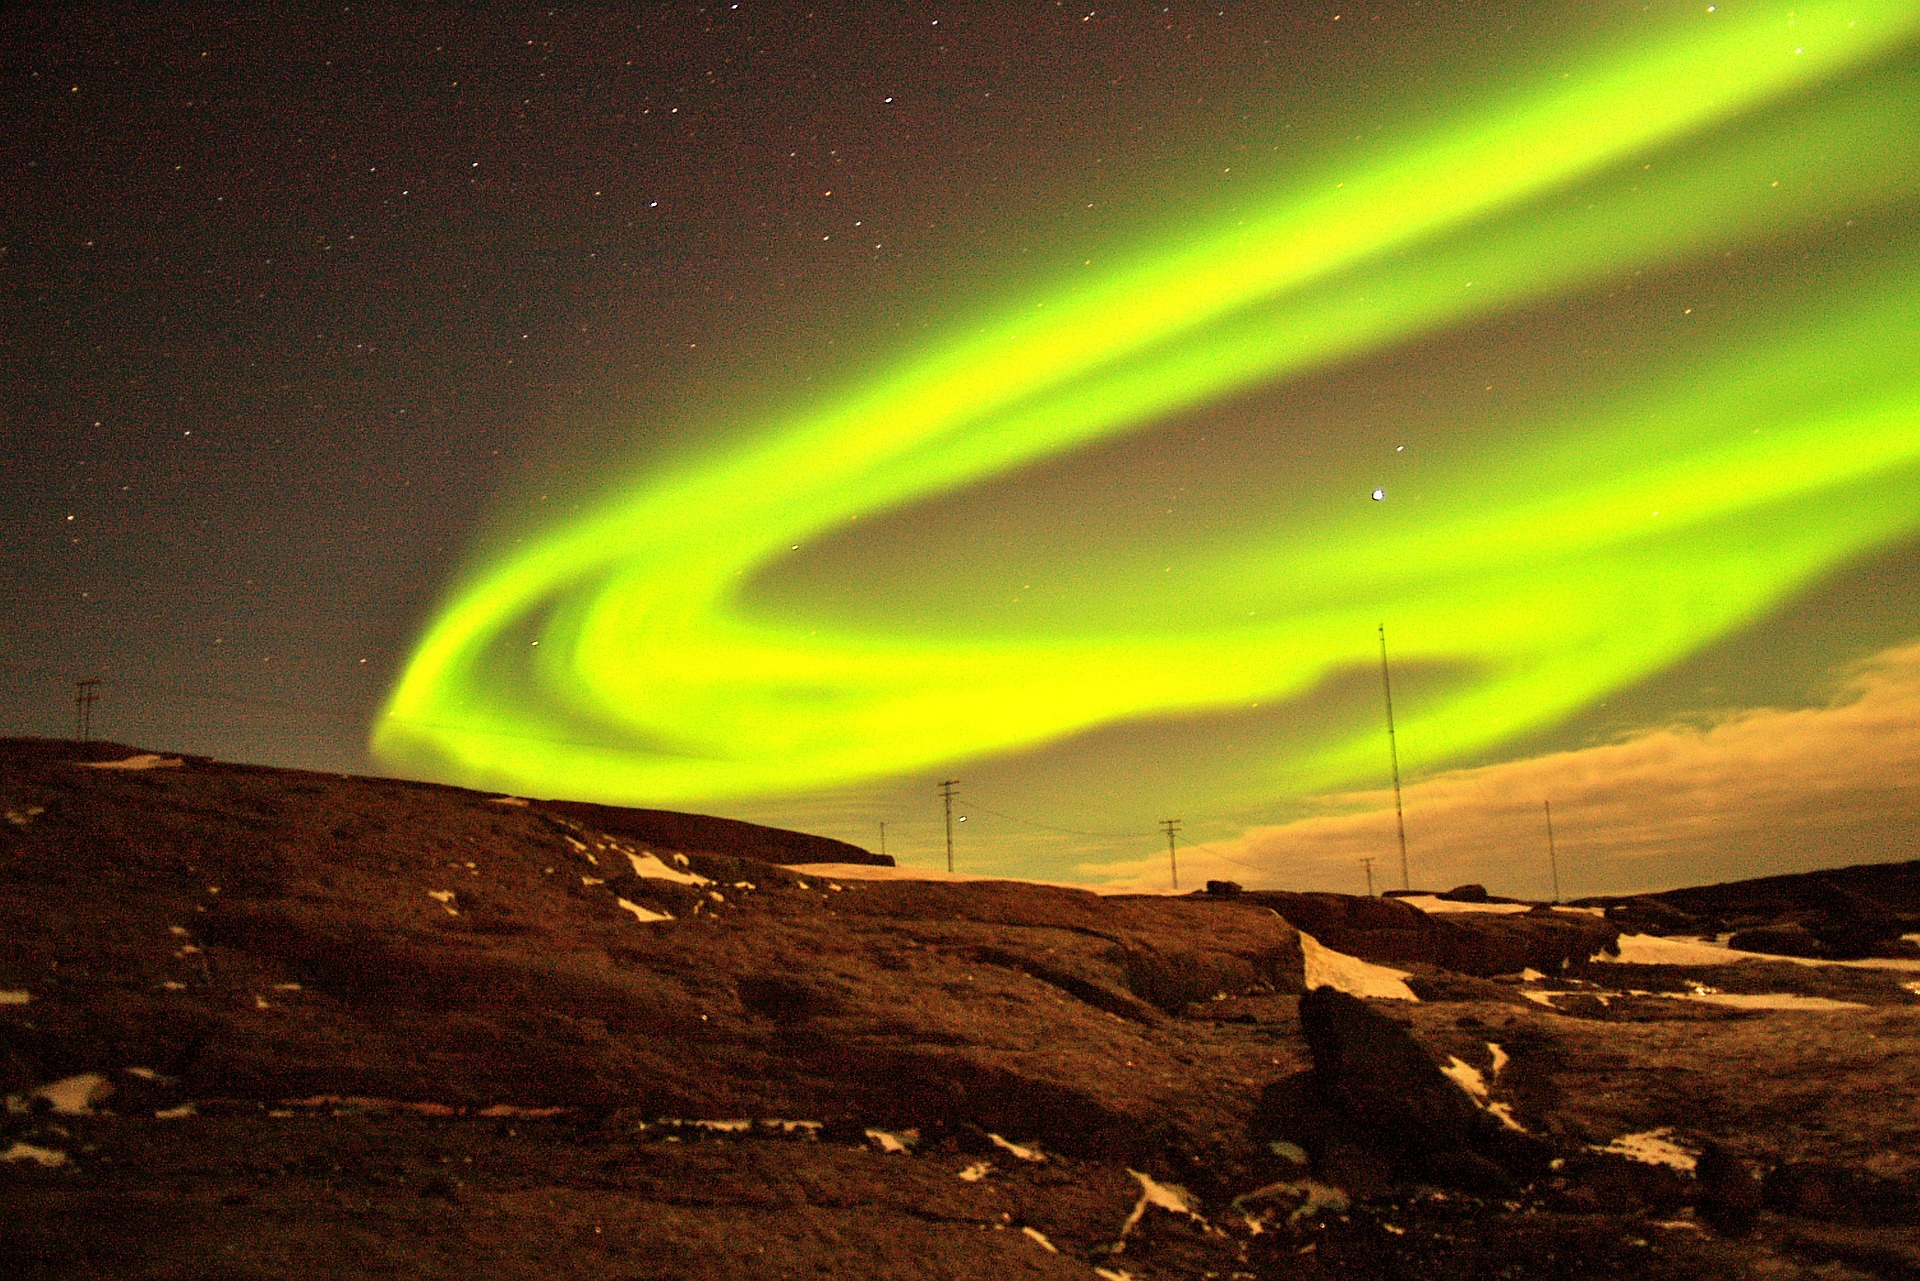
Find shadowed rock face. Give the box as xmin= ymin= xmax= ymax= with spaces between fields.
xmin=1580 ymin=861 xmax=1920 ymax=960
xmin=1233 ymin=890 xmax=1617 ymax=976
xmin=0 ymin=738 xmax=1301 ymax=1160
xmin=1295 ymin=986 xmax=1550 ymax=1192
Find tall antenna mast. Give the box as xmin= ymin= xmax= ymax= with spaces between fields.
xmin=1544 ymin=799 xmax=1561 ymax=904
xmin=1161 ymin=819 xmax=1181 ymax=891
xmin=1379 ymin=625 xmax=1409 ymax=891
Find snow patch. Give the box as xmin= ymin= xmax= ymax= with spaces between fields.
xmin=616 ymin=898 xmax=673 ymax=924
xmin=1598 ymin=1127 xmax=1697 ymax=1172
xmin=865 ymin=1127 xmax=916 ymax=1154
xmin=80 ymin=753 xmax=183 ymax=770
xmin=426 ymin=890 xmax=458 ymax=915
xmin=1120 ymin=1169 xmax=1205 ymax=1238
xmin=1021 ymin=1226 xmax=1058 ymax=1253
xmin=958 ymin=1161 xmax=993 ymax=1182
xmin=1486 ymin=1042 xmax=1509 ymax=1078
xmin=1442 ymin=1055 xmax=1488 ymax=1099
xmin=627 ymin=851 xmax=712 ymax=887
xmin=2 ymin=1142 xmax=67 ymax=1167
xmin=989 ymin=1133 xmax=1044 ymax=1162
xmin=487 ymin=796 xmax=528 ymax=806
xmin=1667 ymin=991 xmax=1868 ymax=1010
xmin=1485 ymin=1102 xmax=1529 ymax=1133
xmin=153 ymin=1103 xmax=196 ymax=1120
xmin=1519 ymin=968 xmax=1546 ymax=982
xmin=1397 ymin=895 xmax=1534 ymax=915
xmin=38 ymin=1072 xmax=111 ymax=1115
xmin=1299 ymin=930 xmax=1417 ymax=1001
xmin=0 ymin=990 xmax=30 ymax=1005
xmin=1599 ymin=933 xmax=1920 ymax=971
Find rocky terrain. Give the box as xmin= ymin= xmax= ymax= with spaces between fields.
xmin=3 ymin=736 xmax=1918 ymax=1279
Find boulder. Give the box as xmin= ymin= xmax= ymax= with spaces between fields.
xmin=1296 ymin=986 xmax=1548 ymax=1188
xmin=1727 ymin=921 xmax=1829 ymax=959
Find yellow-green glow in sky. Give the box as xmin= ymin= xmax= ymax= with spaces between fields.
xmin=374 ymin=2 xmax=1920 ymax=822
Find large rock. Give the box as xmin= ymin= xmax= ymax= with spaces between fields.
xmin=1234 ymin=890 xmax=1616 ymax=977
xmin=1295 ymin=986 xmax=1548 ymax=1189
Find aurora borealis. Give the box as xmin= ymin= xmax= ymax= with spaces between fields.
xmin=8 ymin=3 xmax=1919 ymax=893
xmin=373 ymin=3 xmax=1920 ymax=857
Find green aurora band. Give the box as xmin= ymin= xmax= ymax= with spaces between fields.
xmin=375 ymin=2 xmax=1920 ymax=811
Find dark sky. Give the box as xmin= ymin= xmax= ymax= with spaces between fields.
xmin=4 ymin=2 xmax=1392 ymax=758
xmin=5 ymin=4 xmax=1918 ymax=895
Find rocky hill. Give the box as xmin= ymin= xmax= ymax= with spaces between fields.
xmin=3 ymin=738 xmax=1918 ymax=1279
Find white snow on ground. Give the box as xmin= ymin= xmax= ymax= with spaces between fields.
xmin=1442 ymin=1056 xmax=1488 ymax=1099
xmin=0 ymin=991 xmax=30 ymax=1005
xmin=426 ymin=890 xmax=458 ymax=915
xmin=153 ymin=1104 xmax=196 ymax=1120
xmin=1298 ymin=930 xmax=1418 ymax=1001
xmin=1093 ymin=1270 xmax=1140 ymax=1281
xmin=1669 ymin=991 xmax=1868 ymax=1010
xmin=487 ymin=796 xmax=529 ymax=806
xmin=1397 ymin=896 xmax=1603 ymax=917
xmin=1519 ymin=968 xmax=1546 ymax=982
xmin=37 ymin=1072 xmax=110 ymax=1115
xmin=1904 ymin=980 xmax=1920 ymax=997
xmin=957 ymin=1161 xmax=993 ymax=1182
xmin=1021 ymin=1226 xmax=1058 ymax=1253
xmin=1396 ymin=896 xmax=1536 ymax=915
xmin=79 ymin=753 xmax=184 ymax=770
xmin=1596 ymin=934 xmax=1920 ymax=970
xmin=1487 ymin=1042 xmax=1509 ymax=1078
xmin=865 ymin=1128 xmax=916 ymax=1154
xmin=1120 ymin=1169 xmax=1206 ymax=1238
xmin=616 ymin=898 xmax=673 ymax=924
xmin=1597 ymin=1127 xmax=1697 ymax=1172
xmin=1442 ymin=1049 xmax=1529 ymax=1132
xmin=1 ymin=1142 xmax=67 ymax=1167
xmin=989 ymin=1133 xmax=1044 ymax=1162
xmin=626 ymin=851 xmax=712 ymax=887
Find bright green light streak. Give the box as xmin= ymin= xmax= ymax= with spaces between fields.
xmin=376 ymin=3 xmax=1920 ymax=806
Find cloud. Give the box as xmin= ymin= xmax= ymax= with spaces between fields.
xmin=1081 ymin=640 xmax=1920 ymax=898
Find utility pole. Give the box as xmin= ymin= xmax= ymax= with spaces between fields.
xmin=1361 ymin=857 xmax=1375 ymax=898
xmin=74 ymin=678 xmax=101 ymax=742
xmin=1544 ymin=799 xmax=1561 ymax=904
xmin=1378 ymin=625 xmax=1410 ymax=891
xmin=1161 ymin=819 xmax=1181 ymax=890
xmin=939 ymin=780 xmax=958 ymax=873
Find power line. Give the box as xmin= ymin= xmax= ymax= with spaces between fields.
xmin=939 ymin=779 xmax=959 ymax=873
xmin=73 ymin=679 xmax=100 ymax=741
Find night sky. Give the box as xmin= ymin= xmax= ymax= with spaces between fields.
xmin=6 ymin=3 xmax=1919 ymax=897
